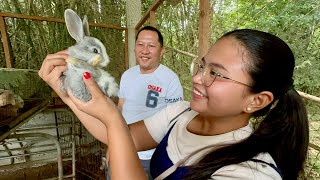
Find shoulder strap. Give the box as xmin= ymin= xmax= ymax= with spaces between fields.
xmin=155 ymin=142 xmax=228 ymax=180
xmin=166 ymin=107 xmax=191 ymax=131
xmin=169 ymin=107 xmax=191 ymax=124
xmin=249 ymin=158 xmax=283 ymax=178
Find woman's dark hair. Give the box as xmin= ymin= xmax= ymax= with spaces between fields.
xmin=136 ymin=25 xmax=164 ymax=47
xmin=184 ymin=29 xmax=309 ymax=180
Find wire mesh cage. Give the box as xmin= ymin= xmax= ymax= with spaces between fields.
xmin=0 ymin=68 xmax=106 ymax=179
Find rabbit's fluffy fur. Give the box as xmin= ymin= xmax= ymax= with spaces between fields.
xmin=61 ymin=9 xmax=119 ymax=102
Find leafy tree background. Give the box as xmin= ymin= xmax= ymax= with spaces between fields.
xmin=1 ymin=0 xmax=320 ymax=178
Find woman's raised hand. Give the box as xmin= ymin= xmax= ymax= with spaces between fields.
xmin=38 ymin=50 xmax=68 ymax=99
xmin=68 ymin=72 xmax=121 ymax=125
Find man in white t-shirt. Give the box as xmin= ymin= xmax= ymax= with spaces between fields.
xmin=106 ymin=26 xmax=184 ymax=179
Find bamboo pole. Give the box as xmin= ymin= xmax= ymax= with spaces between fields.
xmin=165 ymin=46 xmax=198 ymax=58
xmin=298 ymin=91 xmax=320 ymax=103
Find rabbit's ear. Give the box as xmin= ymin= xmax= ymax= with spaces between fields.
xmin=64 ymin=9 xmax=85 ymax=43
xmin=83 ymin=15 xmax=90 ymax=36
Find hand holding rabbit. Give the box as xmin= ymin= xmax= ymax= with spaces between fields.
xmin=38 ymin=50 xmax=69 ymax=99
xmin=67 ymin=72 xmax=121 ymax=124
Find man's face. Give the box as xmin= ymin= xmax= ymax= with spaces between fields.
xmin=135 ymin=30 xmax=164 ymax=74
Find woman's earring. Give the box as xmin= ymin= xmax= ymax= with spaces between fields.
xmin=246 ymin=107 xmax=252 ymax=112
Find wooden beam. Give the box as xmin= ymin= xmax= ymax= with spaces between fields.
xmin=0 ymin=12 xmax=64 ymax=23
xmin=150 ymin=11 xmax=156 ymax=27
xmin=0 ymin=16 xmax=13 ymax=68
xmin=135 ymin=0 xmax=164 ymax=30
xmin=0 ymin=12 xmax=126 ymax=30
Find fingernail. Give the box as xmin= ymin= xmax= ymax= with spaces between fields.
xmin=83 ymin=72 xmax=91 ymax=79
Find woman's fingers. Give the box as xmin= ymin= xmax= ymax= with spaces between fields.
xmin=68 ymin=72 xmax=104 ymax=107
xmin=68 ymin=72 xmax=117 ymax=120
xmin=82 ymin=72 xmax=104 ymax=98
xmin=38 ymin=50 xmax=70 ymax=100
xmin=38 ymin=50 xmax=68 ymax=79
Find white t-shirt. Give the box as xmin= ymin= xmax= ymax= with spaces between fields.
xmin=119 ymin=64 xmax=184 ymax=160
xmin=144 ymin=101 xmax=282 ymax=179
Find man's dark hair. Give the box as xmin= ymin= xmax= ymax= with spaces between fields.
xmin=136 ymin=26 xmax=164 ymax=47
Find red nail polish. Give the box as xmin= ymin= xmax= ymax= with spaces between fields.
xmin=83 ymin=72 xmax=91 ymax=79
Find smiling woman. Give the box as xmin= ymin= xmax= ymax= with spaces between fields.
xmin=186 ymin=29 xmax=308 ymax=180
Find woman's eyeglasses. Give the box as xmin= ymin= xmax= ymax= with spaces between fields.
xmin=192 ymin=60 xmax=252 ymax=88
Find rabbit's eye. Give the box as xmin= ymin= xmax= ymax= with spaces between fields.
xmin=93 ymin=48 xmax=98 ymax=53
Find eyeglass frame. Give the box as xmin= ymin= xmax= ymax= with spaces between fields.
xmin=192 ymin=58 xmax=253 ymax=88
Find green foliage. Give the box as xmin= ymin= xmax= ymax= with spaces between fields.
xmin=0 ymin=68 xmax=51 ymax=99
xmin=0 ymin=69 xmax=27 ymax=89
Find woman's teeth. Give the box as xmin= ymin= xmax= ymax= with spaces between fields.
xmin=193 ymin=89 xmax=205 ymax=97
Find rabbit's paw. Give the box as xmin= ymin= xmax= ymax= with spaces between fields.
xmin=107 ymin=82 xmax=119 ymax=97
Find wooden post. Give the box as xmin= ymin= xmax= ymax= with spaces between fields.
xmin=124 ymin=28 xmax=129 ymax=69
xmin=135 ymin=0 xmax=164 ymax=30
xmin=150 ymin=11 xmax=156 ymax=27
xmin=198 ymin=0 xmax=211 ymax=59
xmin=0 ymin=16 xmax=13 ymax=68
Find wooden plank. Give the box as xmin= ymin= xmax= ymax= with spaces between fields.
xmin=135 ymin=0 xmax=164 ymax=30
xmin=0 ymin=16 xmax=13 ymax=68
xmin=0 ymin=12 xmax=126 ymax=30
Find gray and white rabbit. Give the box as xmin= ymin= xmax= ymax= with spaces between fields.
xmin=61 ymin=9 xmax=119 ymax=101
